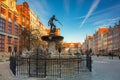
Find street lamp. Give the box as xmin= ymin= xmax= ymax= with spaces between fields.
xmin=58 ymin=46 xmax=61 ymax=78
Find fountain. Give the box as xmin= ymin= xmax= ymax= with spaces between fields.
xmin=41 ymin=15 xmax=64 ymax=58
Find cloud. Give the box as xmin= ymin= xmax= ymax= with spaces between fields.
xmin=64 ymin=0 xmax=70 ymax=13
xmin=76 ymin=4 xmax=120 ymax=20
xmin=87 ymin=4 xmax=120 ymax=27
xmin=95 ymin=24 xmax=109 ymax=31
xmin=94 ymin=17 xmax=120 ymax=29
xmin=92 ymin=4 xmax=120 ymax=16
xmin=94 ymin=17 xmax=120 ymax=25
xmin=80 ymin=0 xmax=100 ymax=28
xmin=75 ymin=15 xmax=86 ymax=19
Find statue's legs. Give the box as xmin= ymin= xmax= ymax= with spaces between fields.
xmin=50 ymin=25 xmax=56 ymax=33
xmin=53 ymin=24 xmax=56 ymax=32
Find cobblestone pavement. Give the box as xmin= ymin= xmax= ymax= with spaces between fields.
xmin=0 ymin=56 xmax=120 ymax=80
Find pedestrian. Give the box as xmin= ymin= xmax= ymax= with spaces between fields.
xmin=108 ymin=52 xmax=111 ymax=59
xmin=97 ymin=53 xmax=99 ymax=57
xmin=9 ymin=56 xmax=16 ymax=75
xmin=118 ymin=54 xmax=120 ymax=60
xmin=111 ymin=52 xmax=113 ymax=59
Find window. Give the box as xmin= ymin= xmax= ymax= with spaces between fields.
xmin=8 ymin=22 xmax=12 ymax=33
xmin=1 ymin=7 xmax=6 ymax=15
xmin=0 ymin=18 xmax=5 ymax=32
xmin=8 ymin=37 xmax=11 ymax=44
xmin=0 ymin=34 xmax=5 ymax=52
xmin=14 ymin=25 xmax=19 ymax=36
xmin=14 ymin=38 xmax=18 ymax=45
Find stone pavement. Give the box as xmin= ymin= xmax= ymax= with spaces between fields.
xmin=0 ymin=62 xmax=13 ymax=80
xmin=0 ymin=56 xmax=120 ymax=80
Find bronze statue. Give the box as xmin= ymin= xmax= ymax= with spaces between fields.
xmin=48 ymin=15 xmax=57 ymax=33
xmin=48 ymin=15 xmax=62 ymax=34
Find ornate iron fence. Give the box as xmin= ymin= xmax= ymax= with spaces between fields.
xmin=15 ymin=56 xmax=91 ymax=79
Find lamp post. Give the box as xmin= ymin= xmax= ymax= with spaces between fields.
xmin=58 ymin=46 xmax=61 ymax=78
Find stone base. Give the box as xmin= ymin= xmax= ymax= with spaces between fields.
xmin=50 ymin=54 xmax=76 ymax=58
xmin=48 ymin=41 xmax=58 ymax=55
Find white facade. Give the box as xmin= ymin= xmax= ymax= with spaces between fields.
xmin=88 ymin=38 xmax=94 ymax=53
xmin=29 ymin=9 xmax=47 ymax=37
xmin=98 ymin=32 xmax=103 ymax=51
xmin=30 ymin=9 xmax=39 ymax=30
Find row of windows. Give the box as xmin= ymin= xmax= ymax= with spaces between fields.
xmin=0 ymin=6 xmax=19 ymax=20
xmin=0 ymin=18 xmax=19 ymax=35
xmin=14 ymin=39 xmax=18 ymax=44
xmin=0 ymin=35 xmax=19 ymax=52
xmin=0 ymin=47 xmax=4 ymax=52
xmin=0 ymin=40 xmax=4 ymax=44
xmin=0 ymin=45 xmax=4 ymax=47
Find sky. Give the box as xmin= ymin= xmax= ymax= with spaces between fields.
xmin=17 ymin=0 xmax=120 ymax=43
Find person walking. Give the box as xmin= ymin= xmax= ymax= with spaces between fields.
xmin=118 ymin=54 xmax=120 ymax=60
xmin=9 ymin=55 xmax=16 ymax=75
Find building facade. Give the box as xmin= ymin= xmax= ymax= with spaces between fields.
xmin=93 ymin=31 xmax=98 ymax=55
xmin=0 ymin=1 xmax=47 ymax=54
xmin=88 ymin=36 xmax=94 ymax=54
xmin=29 ymin=9 xmax=39 ymax=30
xmin=0 ymin=0 xmax=19 ymax=53
xmin=103 ymin=30 xmax=108 ymax=55
xmin=81 ymin=35 xmax=93 ymax=54
xmin=112 ymin=23 xmax=120 ymax=55
xmin=98 ymin=28 xmax=108 ymax=55
xmin=82 ymin=22 xmax=120 ymax=56
xmin=107 ymin=27 xmax=113 ymax=53
xmin=16 ymin=2 xmax=30 ymax=28
xmin=64 ymin=42 xmax=81 ymax=55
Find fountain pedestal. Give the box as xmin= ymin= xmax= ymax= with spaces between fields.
xmin=48 ymin=41 xmax=56 ymax=55
xmin=41 ymin=33 xmax=64 ymax=57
